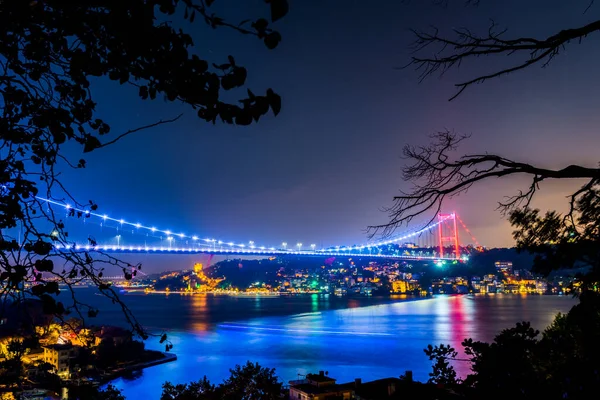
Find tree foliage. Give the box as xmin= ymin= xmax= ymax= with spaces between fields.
xmin=71 ymin=384 xmax=127 ymax=400
xmin=221 ymin=361 xmax=284 ymax=400
xmin=509 ymin=187 xmax=600 ymax=288
xmin=96 ymin=385 xmax=127 ymax=400
xmin=161 ymin=377 xmax=218 ymax=400
xmin=374 ymin=1 xmax=600 ymax=282
xmin=425 ymin=294 xmax=600 ymax=399
xmin=423 ymin=343 xmax=459 ymax=386
xmin=161 ymin=361 xmax=284 ymax=400
xmin=0 ymin=0 xmax=288 ymax=337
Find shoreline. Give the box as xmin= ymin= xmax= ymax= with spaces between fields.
xmin=106 ymin=295 xmax=576 ymax=399
xmin=99 ymin=351 xmax=178 ymax=384
xmin=79 ymin=351 xmax=177 ymax=391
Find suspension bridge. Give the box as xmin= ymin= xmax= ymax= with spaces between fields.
xmin=37 ymin=197 xmax=481 ymax=262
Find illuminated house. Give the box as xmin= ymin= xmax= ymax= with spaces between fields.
xmin=495 ymin=261 xmax=513 ymax=275
xmin=392 ymin=280 xmax=411 ymax=293
xmin=43 ymin=343 xmax=79 ymax=378
xmin=289 ymin=371 xmax=353 ymax=400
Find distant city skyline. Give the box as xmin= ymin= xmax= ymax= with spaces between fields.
xmin=59 ymin=0 xmax=600 ymax=271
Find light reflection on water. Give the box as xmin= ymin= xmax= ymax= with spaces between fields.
xmin=106 ymin=294 xmax=575 ymax=399
xmin=189 ymin=294 xmax=209 ymax=333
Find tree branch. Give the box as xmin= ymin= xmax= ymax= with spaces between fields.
xmin=97 ymin=114 xmax=183 ymax=149
xmin=407 ymin=18 xmax=600 ymax=100
xmin=368 ymin=131 xmax=600 ymax=237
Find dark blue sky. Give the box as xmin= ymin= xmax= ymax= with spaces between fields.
xmin=60 ymin=0 xmax=600 ymax=271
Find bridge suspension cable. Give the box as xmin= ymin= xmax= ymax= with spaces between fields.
xmin=35 ymin=196 xmax=462 ymax=258
xmin=456 ymin=215 xmax=482 ymax=248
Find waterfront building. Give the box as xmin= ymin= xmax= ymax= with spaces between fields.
xmin=43 ymin=343 xmax=79 ymax=379
xmin=470 ymin=276 xmax=482 ymax=292
xmin=289 ymin=371 xmax=353 ymax=400
xmin=392 ymin=280 xmax=413 ymax=294
xmin=495 ymin=261 xmax=513 ymax=275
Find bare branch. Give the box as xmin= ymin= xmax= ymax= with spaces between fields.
xmin=98 ymin=114 xmax=183 ymax=149
xmin=369 ymin=131 xmax=600 ymax=237
xmin=584 ymin=0 xmax=596 ymax=14
xmin=407 ymin=19 xmax=600 ymax=100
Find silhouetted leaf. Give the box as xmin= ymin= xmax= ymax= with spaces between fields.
xmin=264 ymin=32 xmax=282 ymax=49
xmin=253 ymin=18 xmax=269 ymax=32
xmin=83 ymin=136 xmax=101 ymax=153
xmin=0 ymin=0 xmax=286 ymax=348
xmin=267 ymin=88 xmax=282 ymax=115
xmin=34 ymin=259 xmax=54 ymax=272
xmin=270 ymin=0 xmax=289 ymax=22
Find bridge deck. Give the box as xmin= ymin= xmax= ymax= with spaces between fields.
xmin=54 ymin=244 xmax=461 ymax=261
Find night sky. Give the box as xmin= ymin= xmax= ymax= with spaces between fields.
xmin=60 ymin=0 xmax=600 ymax=271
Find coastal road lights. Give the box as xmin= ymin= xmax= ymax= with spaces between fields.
xmin=282 ymin=242 xmax=287 ymax=251
xmin=249 ymin=240 xmax=255 ymax=249
xmin=116 ymin=235 xmax=121 ymax=247
xmin=167 ymin=236 xmax=173 ymax=250
xmin=310 ymin=244 xmax=316 ymax=252
xmin=297 ymin=243 xmax=302 ymax=251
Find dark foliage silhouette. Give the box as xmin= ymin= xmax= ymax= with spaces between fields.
xmin=425 ymin=293 xmax=600 ymax=400
xmin=399 ymin=4 xmax=600 ymax=397
xmin=372 ymin=1 xmax=600 ymax=286
xmin=0 ymin=0 xmax=288 ymax=339
xmin=161 ymin=361 xmax=285 ymax=400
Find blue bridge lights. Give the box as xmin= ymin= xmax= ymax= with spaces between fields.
xmin=36 ymin=196 xmax=468 ymax=262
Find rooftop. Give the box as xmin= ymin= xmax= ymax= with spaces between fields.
xmin=306 ymin=373 xmax=337 ymax=384
xmin=291 ymin=383 xmax=353 ymax=396
xmin=354 ymin=379 xmax=466 ymax=400
xmin=43 ymin=343 xmax=73 ymax=351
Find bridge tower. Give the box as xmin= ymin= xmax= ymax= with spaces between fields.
xmin=437 ymin=213 xmax=460 ymax=259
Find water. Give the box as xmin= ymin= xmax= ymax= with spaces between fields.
xmin=66 ymin=291 xmax=576 ymax=399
